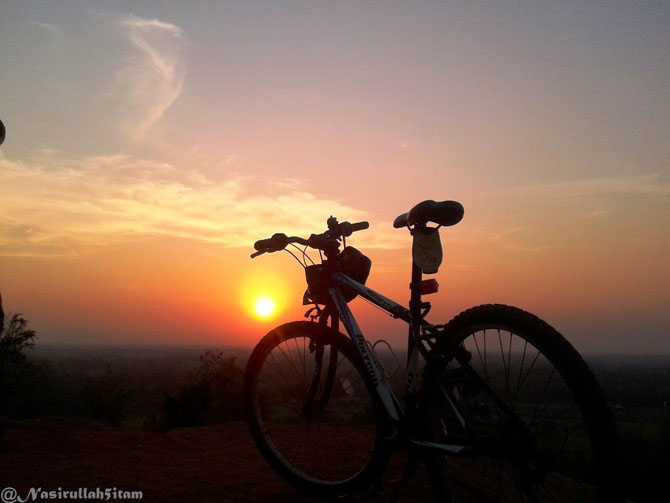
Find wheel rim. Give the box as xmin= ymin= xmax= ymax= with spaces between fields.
xmin=253 ymin=331 xmax=379 ymax=485
xmin=438 ymin=326 xmax=601 ymax=502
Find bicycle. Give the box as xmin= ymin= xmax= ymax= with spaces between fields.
xmin=243 ymin=199 xmax=621 ymax=502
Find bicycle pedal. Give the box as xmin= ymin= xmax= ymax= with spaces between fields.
xmin=409 ymin=439 xmax=472 ymax=455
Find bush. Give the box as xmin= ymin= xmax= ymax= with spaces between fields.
xmin=145 ymin=350 xmax=243 ymax=432
xmin=82 ymin=369 xmax=132 ymax=427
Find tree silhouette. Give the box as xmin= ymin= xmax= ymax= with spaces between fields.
xmin=0 ymin=291 xmax=37 ymax=364
xmin=0 ymin=294 xmax=37 ymax=369
xmin=0 ymin=290 xmax=38 ymax=416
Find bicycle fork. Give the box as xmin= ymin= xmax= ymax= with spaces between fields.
xmin=300 ymin=308 xmax=342 ymax=418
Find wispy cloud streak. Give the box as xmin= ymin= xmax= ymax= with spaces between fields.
xmin=112 ymin=14 xmax=187 ymax=142
xmin=504 ymin=173 xmax=670 ymax=198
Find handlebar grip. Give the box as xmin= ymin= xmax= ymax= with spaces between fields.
xmin=253 ymin=238 xmax=273 ymax=251
xmin=339 ymin=221 xmax=369 ymax=237
xmin=351 ymin=221 xmax=369 ymax=232
xmin=253 ymin=233 xmax=289 ymax=251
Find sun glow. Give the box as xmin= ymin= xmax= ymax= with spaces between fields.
xmin=239 ymin=263 xmax=303 ymax=324
xmin=254 ymin=296 xmax=275 ymax=318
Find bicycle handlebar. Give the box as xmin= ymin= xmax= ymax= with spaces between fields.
xmin=251 ymin=220 xmax=369 ymax=258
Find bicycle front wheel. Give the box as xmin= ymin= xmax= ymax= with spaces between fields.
xmin=427 ymin=304 xmax=620 ymax=503
xmin=243 ymin=321 xmax=387 ymax=497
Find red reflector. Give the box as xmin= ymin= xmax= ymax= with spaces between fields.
xmin=421 ymin=279 xmax=439 ymax=295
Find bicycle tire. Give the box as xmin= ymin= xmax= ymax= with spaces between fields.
xmin=425 ymin=304 xmax=621 ymax=502
xmin=243 ymin=321 xmax=388 ymax=497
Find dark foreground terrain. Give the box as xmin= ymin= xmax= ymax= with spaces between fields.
xmin=0 ymin=417 xmax=443 ymax=503
xmin=2 ymin=415 xmax=667 ymax=502
xmin=1 ymin=347 xmax=668 ymax=502
xmin=0 ymin=418 xmax=296 ymax=502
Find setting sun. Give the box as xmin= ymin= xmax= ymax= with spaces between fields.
xmin=254 ymin=297 xmax=275 ymax=318
xmin=239 ymin=266 xmax=299 ymax=325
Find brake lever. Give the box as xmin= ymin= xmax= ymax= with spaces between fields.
xmin=250 ymin=249 xmax=267 ymax=259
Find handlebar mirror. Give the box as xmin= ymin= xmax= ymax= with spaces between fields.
xmin=0 ymin=119 xmax=5 ymax=146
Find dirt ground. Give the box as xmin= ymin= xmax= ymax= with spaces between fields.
xmin=0 ymin=418 xmax=436 ymax=502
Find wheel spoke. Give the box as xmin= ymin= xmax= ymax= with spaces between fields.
xmin=424 ymin=306 xmax=616 ymax=502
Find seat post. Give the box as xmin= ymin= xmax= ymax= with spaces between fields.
xmin=407 ymin=261 xmax=423 ymax=366
xmin=409 ymin=261 xmax=423 ymax=318
xmin=405 ymin=260 xmax=425 ymax=425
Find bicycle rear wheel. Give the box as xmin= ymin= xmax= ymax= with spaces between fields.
xmin=427 ymin=304 xmax=621 ymax=503
xmin=243 ymin=321 xmax=387 ymax=496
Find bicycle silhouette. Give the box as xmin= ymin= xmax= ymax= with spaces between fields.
xmin=244 ymin=200 xmax=620 ymax=502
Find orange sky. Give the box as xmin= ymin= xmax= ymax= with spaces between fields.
xmin=0 ymin=2 xmax=668 ymax=353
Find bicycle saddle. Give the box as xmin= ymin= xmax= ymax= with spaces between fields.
xmin=393 ymin=199 xmax=464 ymax=228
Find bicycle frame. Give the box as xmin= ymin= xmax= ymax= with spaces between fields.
xmin=327 ymin=276 xmax=406 ymax=422
xmin=324 ymin=269 xmax=433 ymax=414
xmin=323 ymin=270 xmax=475 ymax=456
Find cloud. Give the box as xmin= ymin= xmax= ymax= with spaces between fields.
xmin=504 ymin=173 xmax=670 ymax=198
xmin=0 ymin=151 xmax=404 ymax=257
xmin=494 ymin=229 xmax=561 ymax=253
xmin=111 ymin=14 xmax=187 ymax=142
xmin=587 ymin=209 xmax=609 ymax=218
xmin=32 ymin=21 xmax=60 ymax=35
